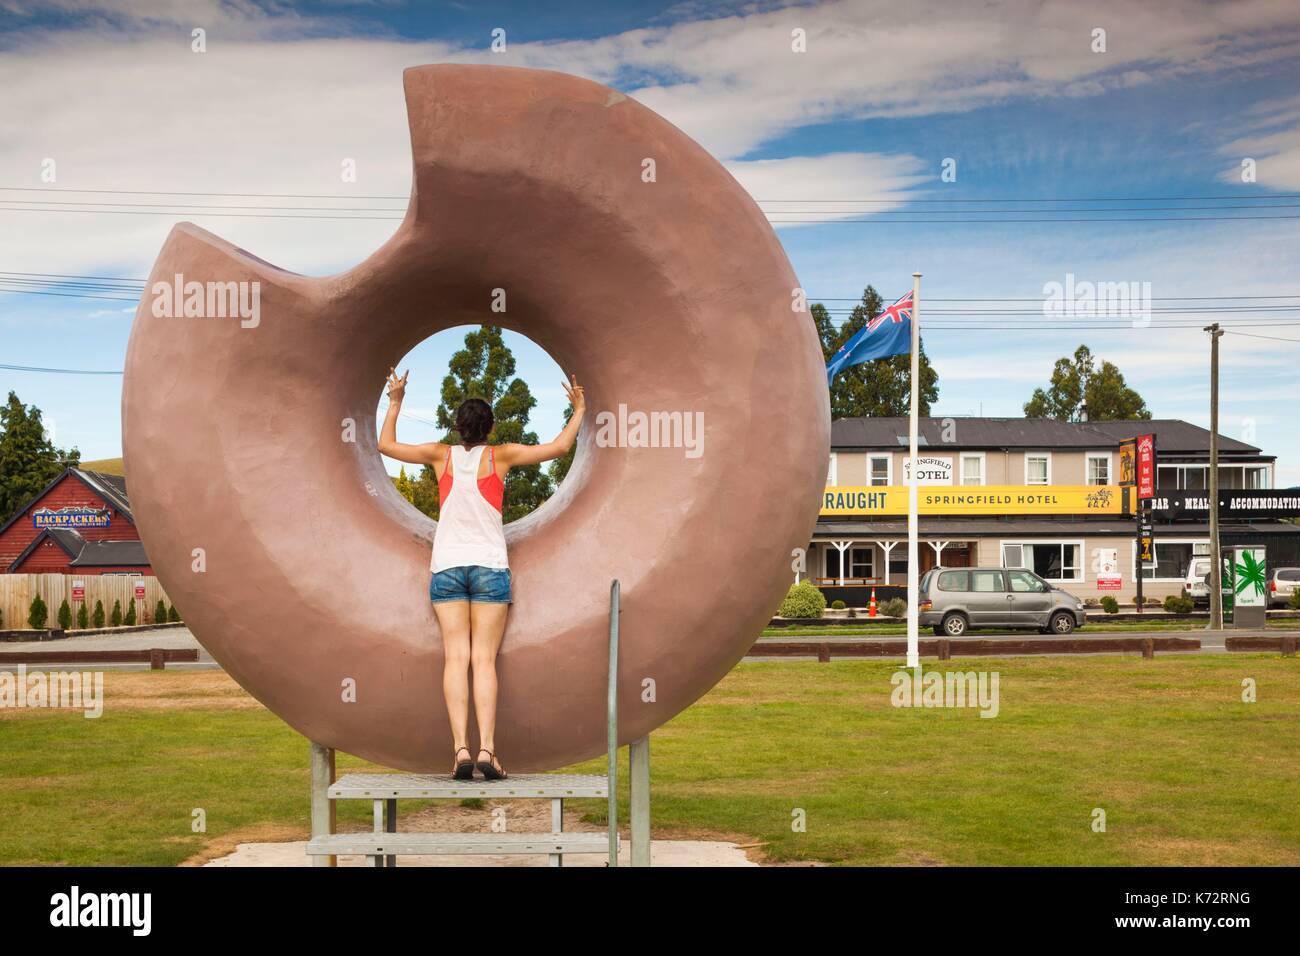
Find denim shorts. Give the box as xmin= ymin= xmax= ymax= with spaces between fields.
xmin=429 ymin=565 xmax=512 ymax=605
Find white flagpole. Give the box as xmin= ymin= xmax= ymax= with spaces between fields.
xmin=907 ymin=272 xmax=922 ymax=669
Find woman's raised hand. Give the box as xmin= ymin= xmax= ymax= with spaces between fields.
xmin=387 ymin=367 xmax=409 ymax=403
xmin=562 ymin=372 xmax=585 ymax=415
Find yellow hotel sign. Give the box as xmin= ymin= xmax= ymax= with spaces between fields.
xmin=822 ymin=485 xmax=1124 ymax=516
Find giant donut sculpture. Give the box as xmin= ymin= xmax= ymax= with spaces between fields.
xmin=122 ymin=65 xmax=830 ymax=772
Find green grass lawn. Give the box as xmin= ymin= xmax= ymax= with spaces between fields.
xmin=1 ymin=656 xmax=1297 ymax=866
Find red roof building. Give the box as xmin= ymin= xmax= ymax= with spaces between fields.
xmin=0 ymin=468 xmax=151 ymax=574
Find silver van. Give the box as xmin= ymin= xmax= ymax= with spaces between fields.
xmin=918 ymin=567 xmax=1087 ymax=636
xmin=1269 ymin=567 xmax=1300 ymax=608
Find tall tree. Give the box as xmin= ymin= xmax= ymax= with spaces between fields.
xmin=817 ymin=286 xmax=939 ymax=417
xmin=0 ymin=391 xmax=80 ymax=524
xmin=1023 ymin=345 xmax=1151 ymax=421
xmin=393 ymin=466 xmax=415 ymax=503
xmin=418 ymin=326 xmax=553 ymax=523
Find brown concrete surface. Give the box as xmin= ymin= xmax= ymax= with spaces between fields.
xmin=121 ymin=64 xmax=830 ymax=772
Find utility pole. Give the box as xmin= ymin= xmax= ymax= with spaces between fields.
xmin=906 ymin=272 xmax=921 ymax=669
xmin=1205 ymin=322 xmax=1225 ymax=630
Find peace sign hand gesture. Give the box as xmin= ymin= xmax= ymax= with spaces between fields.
xmin=562 ymin=372 xmax=585 ymax=415
xmin=387 ymin=367 xmax=409 ymax=403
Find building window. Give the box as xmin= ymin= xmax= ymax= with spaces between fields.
xmin=960 ymin=453 xmax=985 ymax=486
xmin=1001 ymin=541 xmax=1082 ymax=581
xmin=850 ymin=548 xmax=873 ymax=578
xmin=868 ymin=455 xmax=891 ymax=486
xmin=1158 ymin=464 xmax=1270 ymax=490
xmin=1025 ymin=454 xmax=1051 ymax=486
xmin=1135 ymin=540 xmax=1210 ymax=582
xmin=824 ymin=547 xmax=874 ymax=580
xmin=1086 ymin=453 xmax=1110 ymax=485
xmin=827 ymin=453 xmax=838 ymax=487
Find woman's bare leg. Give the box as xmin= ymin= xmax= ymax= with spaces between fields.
xmin=469 ymin=602 xmax=509 ymax=769
xmin=433 ymin=601 xmax=472 ymax=770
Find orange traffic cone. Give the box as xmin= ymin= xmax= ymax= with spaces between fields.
xmin=868 ymin=588 xmax=878 ymax=618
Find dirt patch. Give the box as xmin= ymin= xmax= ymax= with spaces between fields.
xmin=103 ymin=672 xmax=263 ymax=711
xmin=180 ymin=822 xmax=309 ymax=866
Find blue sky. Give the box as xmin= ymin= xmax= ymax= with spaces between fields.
xmin=2 ymin=0 xmax=1299 ymax=481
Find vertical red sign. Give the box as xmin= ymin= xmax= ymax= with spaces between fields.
xmin=1136 ymin=434 xmax=1156 ymax=499
xmin=134 ymin=580 xmax=146 ymax=600
xmin=71 ymin=580 xmax=85 ymax=602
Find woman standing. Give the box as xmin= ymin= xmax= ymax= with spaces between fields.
xmin=379 ymin=368 xmax=585 ymax=779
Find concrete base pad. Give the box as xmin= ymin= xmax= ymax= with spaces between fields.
xmin=205 ymin=837 xmax=757 ymax=867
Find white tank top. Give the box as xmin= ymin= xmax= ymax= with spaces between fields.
xmin=431 ymin=444 xmax=509 ymax=573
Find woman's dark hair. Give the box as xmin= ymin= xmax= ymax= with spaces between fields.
xmin=455 ymin=398 xmax=494 ymax=445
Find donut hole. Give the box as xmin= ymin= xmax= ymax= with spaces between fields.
xmin=378 ymin=323 xmax=576 ymax=524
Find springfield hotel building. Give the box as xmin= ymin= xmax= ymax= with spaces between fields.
xmin=811 ymin=417 xmax=1300 ymax=606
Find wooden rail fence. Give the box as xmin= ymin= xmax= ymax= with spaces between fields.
xmin=751 ymin=635 xmax=1204 ymax=661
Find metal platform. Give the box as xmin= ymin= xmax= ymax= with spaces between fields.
xmin=306 ymin=580 xmax=650 ymax=868
xmin=307 ymin=831 xmax=609 ymax=857
xmin=328 ymin=772 xmax=609 ymax=800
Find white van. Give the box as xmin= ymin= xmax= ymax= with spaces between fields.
xmin=1184 ymin=557 xmax=1213 ymax=606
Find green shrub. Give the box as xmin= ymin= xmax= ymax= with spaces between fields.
xmin=1163 ymin=595 xmax=1193 ymax=614
xmin=76 ymin=602 xmax=89 ymax=629
xmin=1100 ymin=596 xmax=1120 ymax=614
xmin=881 ymin=597 xmax=907 ymax=618
xmin=778 ymin=582 xmax=827 ymax=618
xmin=168 ymin=603 xmax=181 ymax=623
xmin=155 ymin=600 xmax=168 ymax=624
xmin=28 ymin=594 xmax=48 ymax=629
xmin=124 ymin=600 xmax=137 ymax=626
xmin=92 ymin=600 xmax=105 ymax=629
xmin=1290 ymin=589 xmax=1300 ymax=610
xmin=57 ymin=598 xmax=72 ymax=630
xmin=110 ymin=599 xmax=123 ymax=627
xmin=831 ymin=599 xmax=846 ymax=610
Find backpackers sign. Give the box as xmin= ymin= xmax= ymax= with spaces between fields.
xmin=822 ymin=485 xmax=1123 ymax=516
xmin=32 ymin=507 xmax=111 ymax=528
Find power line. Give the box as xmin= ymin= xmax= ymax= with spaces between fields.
xmin=8 ymin=199 xmax=1300 ymax=214
xmin=6 ymin=272 xmax=1300 ymax=306
xmin=1222 ymin=329 xmax=1300 ymax=343
xmin=0 ymin=362 xmax=122 ymax=375
xmin=5 ymin=186 xmax=1299 ymax=202
xmin=5 ymin=206 xmax=1299 ymax=224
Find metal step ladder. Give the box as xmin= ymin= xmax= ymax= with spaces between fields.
xmin=306 ymin=580 xmax=650 ymax=867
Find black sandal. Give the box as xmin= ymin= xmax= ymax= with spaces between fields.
xmin=476 ymin=749 xmax=507 ymax=781
xmin=452 ymin=746 xmax=474 ymax=780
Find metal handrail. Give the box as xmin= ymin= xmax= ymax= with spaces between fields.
xmin=607 ymin=578 xmax=620 ymax=867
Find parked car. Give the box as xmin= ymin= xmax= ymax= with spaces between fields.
xmin=1269 ymin=567 xmax=1300 ymax=609
xmin=918 ymin=567 xmax=1086 ymax=636
xmin=1185 ymin=557 xmax=1214 ymax=607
